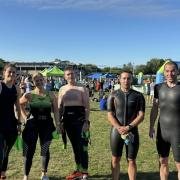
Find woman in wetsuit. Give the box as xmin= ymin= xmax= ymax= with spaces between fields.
xmin=0 ymin=63 xmax=21 ymax=179
xmin=20 ymin=72 xmax=59 ymax=180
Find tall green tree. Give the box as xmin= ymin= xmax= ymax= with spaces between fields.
xmin=145 ymin=58 xmax=165 ymax=74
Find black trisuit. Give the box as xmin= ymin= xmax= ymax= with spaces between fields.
xmin=0 ymin=82 xmax=18 ymax=173
xmin=155 ymin=82 xmax=180 ymax=162
xmin=107 ymin=89 xmax=145 ymax=159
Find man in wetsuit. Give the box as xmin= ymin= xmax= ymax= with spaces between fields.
xmin=107 ymin=71 xmax=145 ymax=180
xmin=57 ymin=66 xmax=90 ymax=180
xmin=149 ymin=61 xmax=180 ymax=180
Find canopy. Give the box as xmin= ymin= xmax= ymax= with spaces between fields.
xmin=87 ymin=73 xmax=103 ymax=79
xmin=40 ymin=68 xmax=48 ymax=74
xmin=137 ymin=72 xmax=143 ymax=85
xmin=41 ymin=66 xmax=64 ymax=77
xmin=155 ymin=60 xmax=170 ymax=84
xmin=101 ymin=73 xmax=117 ymax=79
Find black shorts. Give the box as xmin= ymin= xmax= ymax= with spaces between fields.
xmin=156 ymin=123 xmax=180 ymax=162
xmin=110 ymin=127 xmax=139 ymax=159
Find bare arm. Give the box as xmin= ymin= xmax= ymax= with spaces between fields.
xmin=81 ymin=87 xmax=90 ymax=131
xmin=58 ymin=87 xmax=64 ymax=123
xmin=50 ymin=91 xmax=59 ymax=127
xmin=19 ymin=92 xmax=31 ymax=122
xmin=149 ymin=98 xmax=159 ymax=138
xmin=14 ymin=85 xmax=21 ymax=123
xmin=129 ymin=111 xmax=144 ymax=128
xmin=82 ymin=87 xmax=90 ymax=122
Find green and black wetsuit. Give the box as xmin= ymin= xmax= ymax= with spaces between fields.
xmin=22 ymin=91 xmax=55 ymax=175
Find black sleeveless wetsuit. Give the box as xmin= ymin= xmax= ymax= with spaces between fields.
xmin=107 ymin=89 xmax=145 ymax=158
xmin=0 ymin=82 xmax=18 ymax=172
xmin=155 ymin=82 xmax=180 ymax=162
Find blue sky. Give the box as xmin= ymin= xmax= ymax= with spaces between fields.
xmin=0 ymin=0 xmax=180 ymax=67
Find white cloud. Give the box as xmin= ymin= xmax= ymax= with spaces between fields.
xmin=2 ymin=0 xmax=180 ymax=16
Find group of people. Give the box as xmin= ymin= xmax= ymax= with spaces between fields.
xmin=107 ymin=61 xmax=180 ymax=180
xmin=0 ymin=64 xmax=90 ymax=180
xmin=0 ymin=61 xmax=180 ymax=180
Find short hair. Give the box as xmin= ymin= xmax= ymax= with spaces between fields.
xmin=119 ymin=70 xmax=133 ymax=78
xmin=32 ymin=72 xmax=43 ymax=82
xmin=164 ymin=61 xmax=178 ymax=70
xmin=3 ymin=63 xmax=16 ymax=72
xmin=64 ymin=66 xmax=73 ymax=72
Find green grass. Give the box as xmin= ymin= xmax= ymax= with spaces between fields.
xmin=8 ymin=101 xmax=177 ymax=180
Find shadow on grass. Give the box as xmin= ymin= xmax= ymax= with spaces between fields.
xmin=48 ymin=176 xmax=64 ymax=180
xmin=88 ymin=171 xmax=177 ymax=180
xmin=90 ymin=108 xmax=100 ymax=111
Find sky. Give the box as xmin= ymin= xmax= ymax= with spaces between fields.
xmin=0 ymin=0 xmax=180 ymax=67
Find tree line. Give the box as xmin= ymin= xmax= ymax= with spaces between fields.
xmin=0 ymin=57 xmax=171 ymax=75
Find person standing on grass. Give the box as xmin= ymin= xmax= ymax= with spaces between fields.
xmin=149 ymin=61 xmax=180 ymax=180
xmin=0 ymin=63 xmax=21 ymax=179
xmin=20 ymin=72 xmax=59 ymax=180
xmin=57 ymin=66 xmax=90 ymax=180
xmin=107 ymin=70 xmax=145 ymax=180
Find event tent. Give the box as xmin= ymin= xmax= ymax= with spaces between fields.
xmin=101 ymin=73 xmax=117 ymax=79
xmin=41 ymin=66 xmax=64 ymax=77
xmin=87 ymin=73 xmax=103 ymax=79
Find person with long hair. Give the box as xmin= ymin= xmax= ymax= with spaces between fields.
xmin=20 ymin=72 xmax=59 ymax=180
xmin=0 ymin=63 xmax=21 ymax=179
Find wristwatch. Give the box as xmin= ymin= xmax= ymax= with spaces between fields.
xmin=128 ymin=124 xmax=133 ymax=131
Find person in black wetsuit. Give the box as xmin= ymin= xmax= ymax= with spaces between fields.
xmin=149 ymin=61 xmax=180 ymax=180
xmin=20 ymin=72 xmax=59 ymax=180
xmin=57 ymin=66 xmax=90 ymax=180
xmin=107 ymin=71 xmax=145 ymax=180
xmin=0 ymin=63 xmax=21 ymax=179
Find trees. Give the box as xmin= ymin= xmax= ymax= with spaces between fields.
xmin=0 ymin=58 xmax=5 ymax=71
xmin=135 ymin=58 xmax=166 ymax=75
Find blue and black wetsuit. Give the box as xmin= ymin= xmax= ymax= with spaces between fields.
xmin=155 ymin=82 xmax=180 ymax=162
xmin=107 ymin=89 xmax=145 ymax=159
xmin=22 ymin=91 xmax=55 ymax=175
xmin=0 ymin=82 xmax=18 ymax=173
xmin=62 ymin=106 xmax=89 ymax=172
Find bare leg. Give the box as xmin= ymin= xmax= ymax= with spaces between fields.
xmin=159 ymin=157 xmax=169 ymax=180
xmin=23 ymin=175 xmax=28 ymax=180
xmin=111 ymin=156 xmax=120 ymax=180
xmin=128 ymin=159 xmax=137 ymax=180
xmin=175 ymin=162 xmax=180 ymax=180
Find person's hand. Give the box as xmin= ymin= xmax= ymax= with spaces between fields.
xmin=149 ymin=127 xmax=155 ymax=139
xmin=117 ymin=126 xmax=129 ymax=135
xmin=82 ymin=121 xmax=90 ymax=132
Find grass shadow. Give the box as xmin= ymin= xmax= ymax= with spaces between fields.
xmin=90 ymin=108 xmax=100 ymax=111
xmin=48 ymin=176 xmax=64 ymax=180
xmin=88 ymin=171 xmax=177 ymax=180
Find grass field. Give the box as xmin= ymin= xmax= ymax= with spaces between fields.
xmin=7 ymin=101 xmax=177 ymax=180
